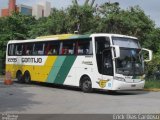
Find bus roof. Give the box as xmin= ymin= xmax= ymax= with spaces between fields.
xmin=7 ymin=33 xmax=138 ymax=44
xmin=37 ymin=33 xmax=137 ymax=40
xmin=36 ymin=34 xmax=91 ymax=39
xmin=90 ymin=33 xmax=137 ymax=39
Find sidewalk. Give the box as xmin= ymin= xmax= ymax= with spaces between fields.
xmin=144 ymin=88 xmax=160 ymax=92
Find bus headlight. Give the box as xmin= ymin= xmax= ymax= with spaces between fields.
xmin=114 ymin=77 xmax=125 ymax=82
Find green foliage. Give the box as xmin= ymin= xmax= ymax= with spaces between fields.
xmin=0 ymin=12 xmax=36 ymax=58
xmin=143 ymin=28 xmax=160 ymax=77
xmin=97 ymin=3 xmax=154 ymax=43
xmin=29 ymin=8 xmax=69 ymax=38
xmin=67 ymin=4 xmax=97 ymax=33
xmin=145 ymin=80 xmax=160 ymax=89
xmin=2 ymin=12 xmax=36 ymax=40
xmin=143 ymin=28 xmax=160 ymax=52
xmin=145 ymin=49 xmax=160 ymax=77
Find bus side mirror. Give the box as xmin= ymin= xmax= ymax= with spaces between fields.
xmin=142 ymin=48 xmax=152 ymax=62
xmin=111 ymin=45 xmax=120 ymax=59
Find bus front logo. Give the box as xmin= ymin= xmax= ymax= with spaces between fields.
xmin=97 ymin=80 xmax=109 ymax=88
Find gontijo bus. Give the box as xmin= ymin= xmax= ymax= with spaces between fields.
xmin=6 ymin=33 xmax=152 ymax=92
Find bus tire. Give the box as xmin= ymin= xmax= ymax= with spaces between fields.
xmin=24 ymin=71 xmax=31 ymax=84
xmin=80 ymin=76 xmax=92 ymax=93
xmin=16 ymin=70 xmax=24 ymax=83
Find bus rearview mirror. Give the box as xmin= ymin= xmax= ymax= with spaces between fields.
xmin=142 ymin=48 xmax=152 ymax=62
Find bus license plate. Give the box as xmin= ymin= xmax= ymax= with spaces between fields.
xmin=131 ymin=84 xmax=136 ymax=87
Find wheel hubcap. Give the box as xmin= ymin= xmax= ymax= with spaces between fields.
xmin=83 ymin=81 xmax=90 ymax=90
xmin=25 ymin=74 xmax=30 ymax=83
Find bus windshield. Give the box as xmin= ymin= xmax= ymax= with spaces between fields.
xmin=112 ymin=37 xmax=144 ymax=76
xmin=112 ymin=37 xmax=140 ymax=48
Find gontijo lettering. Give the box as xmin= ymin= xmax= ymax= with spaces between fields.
xmin=21 ymin=58 xmax=42 ymax=63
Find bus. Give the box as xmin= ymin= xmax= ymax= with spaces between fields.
xmin=6 ymin=33 xmax=152 ymax=92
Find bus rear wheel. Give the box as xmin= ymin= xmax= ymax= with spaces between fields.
xmin=80 ymin=76 xmax=92 ymax=93
xmin=16 ymin=71 xmax=24 ymax=83
xmin=24 ymin=71 xmax=31 ymax=84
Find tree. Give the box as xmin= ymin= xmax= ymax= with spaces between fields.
xmin=72 ymin=0 xmax=95 ymax=7
xmin=0 ymin=12 xmax=36 ymax=59
xmin=96 ymin=3 xmax=155 ymax=44
xmin=67 ymin=4 xmax=97 ymax=34
xmin=29 ymin=8 xmax=68 ymax=38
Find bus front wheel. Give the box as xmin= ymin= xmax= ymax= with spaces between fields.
xmin=80 ymin=76 xmax=92 ymax=93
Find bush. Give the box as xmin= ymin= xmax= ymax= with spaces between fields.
xmin=144 ymin=79 xmax=160 ymax=89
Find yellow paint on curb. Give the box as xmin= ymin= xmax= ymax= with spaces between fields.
xmin=144 ymin=88 xmax=160 ymax=92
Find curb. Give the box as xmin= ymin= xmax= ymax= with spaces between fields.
xmin=144 ymin=89 xmax=160 ymax=92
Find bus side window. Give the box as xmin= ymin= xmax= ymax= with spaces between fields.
xmin=33 ymin=42 xmax=45 ymax=55
xmin=45 ymin=41 xmax=60 ymax=55
xmin=8 ymin=44 xmax=14 ymax=56
xmin=23 ymin=44 xmax=28 ymax=55
xmin=22 ymin=43 xmax=34 ymax=55
xmin=61 ymin=41 xmax=75 ymax=55
xmin=95 ymin=37 xmax=110 ymax=54
xmin=77 ymin=38 xmax=92 ymax=55
xmin=14 ymin=44 xmax=23 ymax=55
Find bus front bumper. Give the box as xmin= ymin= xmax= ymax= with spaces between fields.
xmin=111 ymin=80 xmax=145 ymax=90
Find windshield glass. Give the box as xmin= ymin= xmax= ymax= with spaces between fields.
xmin=113 ymin=37 xmax=140 ymax=48
xmin=115 ymin=48 xmax=144 ymax=76
xmin=112 ymin=37 xmax=143 ymax=76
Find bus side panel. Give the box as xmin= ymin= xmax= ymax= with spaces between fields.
xmin=46 ymin=56 xmax=66 ymax=83
xmin=64 ymin=56 xmax=95 ymax=87
xmin=6 ymin=64 xmax=18 ymax=79
xmin=32 ymin=56 xmax=57 ymax=82
xmin=6 ymin=64 xmax=35 ymax=80
xmin=6 ymin=56 xmax=56 ymax=82
xmin=65 ymin=56 xmax=114 ymax=90
xmin=46 ymin=56 xmax=77 ymax=85
xmin=54 ymin=56 xmax=77 ymax=84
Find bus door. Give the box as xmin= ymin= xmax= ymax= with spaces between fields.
xmin=95 ymin=37 xmax=113 ymax=82
xmin=102 ymin=49 xmax=114 ymax=79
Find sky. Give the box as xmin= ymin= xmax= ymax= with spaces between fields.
xmin=0 ymin=0 xmax=159 ymax=27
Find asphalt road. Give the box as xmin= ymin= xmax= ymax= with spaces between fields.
xmin=0 ymin=78 xmax=160 ymax=114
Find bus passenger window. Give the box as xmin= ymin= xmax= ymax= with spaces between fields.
xmin=47 ymin=49 xmax=52 ymax=55
xmin=53 ymin=49 xmax=57 ymax=54
xmin=62 ymin=47 xmax=68 ymax=54
xmin=61 ymin=41 xmax=75 ymax=55
xmin=26 ymin=50 xmax=30 ymax=55
xmin=68 ymin=49 xmax=74 ymax=54
xmin=47 ymin=48 xmax=57 ymax=55
xmin=95 ymin=37 xmax=110 ymax=54
xmin=14 ymin=44 xmax=23 ymax=55
xmin=45 ymin=41 xmax=60 ymax=55
xmin=78 ymin=46 xmax=84 ymax=54
xmin=33 ymin=43 xmax=45 ymax=55
xmin=8 ymin=44 xmax=14 ymax=56
xmin=77 ymin=39 xmax=92 ymax=55
xmin=23 ymin=43 xmax=33 ymax=55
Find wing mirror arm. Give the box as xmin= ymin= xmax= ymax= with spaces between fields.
xmin=110 ymin=45 xmax=120 ymax=59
